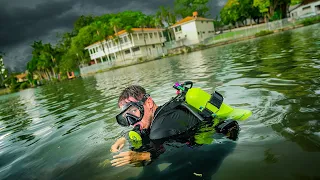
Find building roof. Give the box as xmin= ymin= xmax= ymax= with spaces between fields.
xmin=289 ymin=0 xmax=319 ymax=12
xmin=170 ymin=16 xmax=214 ymax=28
xmin=115 ymin=28 xmax=164 ymax=36
xmin=16 ymin=73 xmax=27 ymax=79
xmin=85 ymin=28 xmax=164 ymax=49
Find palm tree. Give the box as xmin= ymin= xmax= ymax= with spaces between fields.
xmin=110 ymin=18 xmax=125 ymax=61
xmin=154 ymin=17 xmax=165 ymax=56
xmin=95 ymin=21 xmax=111 ymax=63
xmin=135 ymin=16 xmax=148 ymax=57
xmin=125 ymin=26 xmax=135 ymax=58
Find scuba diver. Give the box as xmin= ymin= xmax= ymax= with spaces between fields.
xmin=110 ymin=81 xmax=252 ymax=167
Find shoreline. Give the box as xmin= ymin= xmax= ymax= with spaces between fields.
xmin=0 ymin=88 xmax=10 ymax=96
xmin=81 ymin=23 xmax=315 ymax=76
xmin=1 ymin=22 xmax=318 ymax=96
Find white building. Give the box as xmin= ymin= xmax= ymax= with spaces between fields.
xmin=169 ymin=12 xmax=215 ymax=46
xmin=84 ymin=28 xmax=167 ymax=65
xmin=289 ymin=0 xmax=320 ymax=18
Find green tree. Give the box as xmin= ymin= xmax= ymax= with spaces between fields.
xmin=220 ymin=0 xmax=263 ymax=26
xmin=156 ymin=6 xmax=176 ymax=42
xmin=174 ymin=0 xmax=210 ymax=18
xmin=254 ymin=0 xmax=270 ymax=22
xmin=0 ymin=51 xmax=7 ymax=87
xmin=74 ymin=15 xmax=95 ymax=34
xmin=125 ymin=25 xmax=135 ymax=57
xmin=110 ymin=17 xmax=125 ymax=61
xmin=135 ymin=15 xmax=149 ymax=57
xmin=153 ymin=16 xmax=165 ymax=55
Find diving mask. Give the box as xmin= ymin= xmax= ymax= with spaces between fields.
xmin=116 ymin=94 xmax=149 ymax=127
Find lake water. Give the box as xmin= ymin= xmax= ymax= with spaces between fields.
xmin=1 ymin=24 xmax=320 ymax=180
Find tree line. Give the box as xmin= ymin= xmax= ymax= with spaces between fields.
xmin=219 ymin=0 xmax=302 ymax=27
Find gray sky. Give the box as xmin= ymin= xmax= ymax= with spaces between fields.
xmin=0 ymin=0 xmax=226 ymax=72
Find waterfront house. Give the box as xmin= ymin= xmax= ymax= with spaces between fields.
xmin=289 ymin=0 xmax=320 ymax=18
xmin=15 ymin=73 xmax=27 ymax=82
xmin=84 ymin=28 xmax=167 ymax=66
xmin=169 ymin=12 xmax=215 ymax=47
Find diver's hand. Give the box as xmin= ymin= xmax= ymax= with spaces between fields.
xmin=111 ymin=151 xmax=151 ymax=167
xmin=110 ymin=137 xmax=126 ymax=153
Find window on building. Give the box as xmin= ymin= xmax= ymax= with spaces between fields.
xmin=120 ymin=38 xmax=124 ymax=44
xmin=90 ymin=49 xmax=92 ymax=54
xmin=174 ymin=26 xmax=181 ymax=32
xmin=302 ymin=6 xmax=311 ymax=10
xmin=207 ymin=21 xmax=209 ymax=23
xmin=316 ymin=5 xmax=320 ymax=11
xmin=124 ymin=50 xmax=130 ymax=54
xmin=124 ymin=36 xmax=128 ymax=43
xmin=198 ymin=32 xmax=200 ymax=35
xmin=185 ymin=34 xmax=187 ymax=37
xmin=96 ymin=47 xmax=98 ymax=52
xmin=132 ymin=47 xmax=140 ymax=52
xmin=150 ymin=33 xmax=153 ymax=38
xmin=93 ymin=48 xmax=96 ymax=53
xmin=201 ymin=21 xmax=204 ymax=23
xmin=159 ymin=32 xmax=163 ymax=37
xmin=203 ymin=31 xmax=205 ymax=34
xmin=152 ymin=44 xmax=155 ymax=48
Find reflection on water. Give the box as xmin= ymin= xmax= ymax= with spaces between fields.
xmin=0 ymin=24 xmax=320 ymax=180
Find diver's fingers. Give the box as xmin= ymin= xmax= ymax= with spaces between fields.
xmin=111 ymin=155 xmax=130 ymax=164
xmin=113 ymin=151 xmax=131 ymax=158
xmin=115 ymin=160 xmax=130 ymax=167
xmin=111 ymin=159 xmax=130 ymax=167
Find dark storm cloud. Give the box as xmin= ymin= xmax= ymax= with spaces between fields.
xmin=0 ymin=0 xmax=225 ymax=72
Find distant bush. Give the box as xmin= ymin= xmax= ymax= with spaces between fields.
xmin=20 ymin=82 xmax=29 ymax=90
xmin=255 ymin=30 xmax=274 ymax=37
xmin=299 ymin=16 xmax=320 ymax=26
xmin=10 ymin=83 xmax=20 ymax=92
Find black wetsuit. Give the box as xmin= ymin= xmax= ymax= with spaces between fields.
xmin=149 ymin=105 xmax=201 ymax=141
xmin=128 ymin=102 xmax=239 ymax=163
xmin=128 ymin=104 xmax=202 ymax=164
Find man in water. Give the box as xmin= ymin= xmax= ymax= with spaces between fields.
xmin=110 ymin=85 xmax=239 ymax=168
xmin=110 ymin=85 xmax=203 ymax=167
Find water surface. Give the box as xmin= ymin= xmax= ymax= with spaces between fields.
xmin=0 ymin=24 xmax=320 ymax=180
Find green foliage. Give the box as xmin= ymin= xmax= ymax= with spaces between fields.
xmin=174 ymin=0 xmax=210 ymax=18
xmin=157 ymin=6 xmax=176 ymax=26
xmin=5 ymin=76 xmax=20 ymax=92
xmin=74 ymin=15 xmax=95 ymax=34
xmin=253 ymin=0 xmax=270 ymax=14
xmin=255 ymin=30 xmax=274 ymax=37
xmin=299 ymin=16 xmax=320 ymax=26
xmin=220 ymin=0 xmax=262 ymax=25
xmin=20 ymin=82 xmax=29 ymax=90
xmin=290 ymin=0 xmax=302 ymax=5
xmin=270 ymin=10 xmax=282 ymax=21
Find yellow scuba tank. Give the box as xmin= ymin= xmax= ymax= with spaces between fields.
xmin=174 ymin=82 xmax=252 ymax=121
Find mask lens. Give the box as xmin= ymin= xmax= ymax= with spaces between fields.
xmin=124 ymin=106 xmax=140 ymax=117
xmin=116 ymin=103 xmax=142 ymax=126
